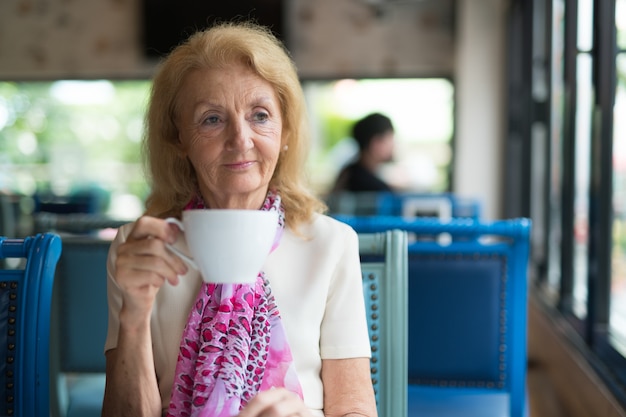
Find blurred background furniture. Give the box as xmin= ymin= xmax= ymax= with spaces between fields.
xmin=0 ymin=232 xmax=62 ymax=417
xmin=325 ymin=192 xmax=383 ymax=216
xmin=342 ymin=216 xmax=531 ymax=417
xmin=33 ymin=186 xmax=110 ymax=216
xmin=0 ymin=192 xmax=15 ymax=240
xmin=358 ymin=230 xmax=409 ymax=417
xmin=34 ymin=212 xmax=127 ymax=236
xmin=377 ymin=192 xmax=482 ymax=220
xmin=325 ymin=191 xmax=482 ymax=220
xmin=50 ymin=236 xmax=111 ymax=417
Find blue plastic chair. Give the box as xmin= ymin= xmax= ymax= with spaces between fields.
xmin=341 ymin=216 xmax=531 ymax=417
xmin=0 ymin=233 xmax=62 ymax=417
xmin=358 ymin=230 xmax=409 ymax=417
xmin=50 ymin=236 xmax=110 ymax=417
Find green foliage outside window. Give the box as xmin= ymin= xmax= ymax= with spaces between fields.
xmin=0 ymin=80 xmax=151 ymax=217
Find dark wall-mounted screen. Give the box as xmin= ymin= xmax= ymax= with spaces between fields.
xmin=142 ymin=0 xmax=284 ymax=58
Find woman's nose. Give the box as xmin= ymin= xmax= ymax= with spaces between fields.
xmin=226 ymin=118 xmax=254 ymax=151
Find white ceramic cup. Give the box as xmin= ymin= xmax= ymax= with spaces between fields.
xmin=164 ymin=209 xmax=279 ymax=284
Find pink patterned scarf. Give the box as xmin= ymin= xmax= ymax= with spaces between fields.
xmin=167 ymin=191 xmax=303 ymax=417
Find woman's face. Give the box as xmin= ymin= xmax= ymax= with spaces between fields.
xmin=175 ymin=64 xmax=283 ymax=209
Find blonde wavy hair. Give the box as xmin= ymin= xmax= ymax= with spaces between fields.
xmin=143 ymin=21 xmax=326 ymax=230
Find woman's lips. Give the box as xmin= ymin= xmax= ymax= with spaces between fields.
xmin=224 ymin=161 xmax=255 ymax=170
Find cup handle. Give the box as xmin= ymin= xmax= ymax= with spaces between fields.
xmin=164 ymin=217 xmax=198 ymax=270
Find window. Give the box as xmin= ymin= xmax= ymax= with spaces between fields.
xmin=532 ymin=0 xmax=626 ymax=406
xmin=572 ymin=0 xmax=594 ymax=319
xmin=1 ymin=77 xmax=456 ymax=220
xmin=610 ymin=0 xmax=626 ymax=354
xmin=302 ymin=78 xmax=455 ymax=196
xmin=0 ymin=80 xmax=150 ymax=220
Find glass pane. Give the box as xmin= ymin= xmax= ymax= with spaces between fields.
xmin=302 ymin=78 xmax=455 ymax=195
xmin=610 ymin=53 xmax=626 ymax=353
xmin=618 ymin=0 xmax=626 ymax=50
xmin=0 ymin=80 xmax=150 ymax=221
xmin=547 ymin=0 xmax=566 ymax=293
xmin=577 ymin=0 xmax=594 ymax=52
xmin=573 ymin=53 xmax=594 ymax=319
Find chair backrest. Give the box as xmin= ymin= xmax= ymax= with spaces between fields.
xmin=358 ymin=230 xmax=408 ymax=417
xmin=345 ymin=216 xmax=531 ymax=417
xmin=49 ymin=235 xmax=111 ymax=416
xmin=51 ymin=236 xmax=110 ymax=373
xmin=0 ymin=233 xmax=62 ymax=417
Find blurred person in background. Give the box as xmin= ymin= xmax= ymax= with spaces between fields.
xmin=331 ymin=112 xmax=395 ymax=193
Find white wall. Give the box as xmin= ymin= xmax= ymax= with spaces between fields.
xmin=453 ymin=0 xmax=508 ymax=220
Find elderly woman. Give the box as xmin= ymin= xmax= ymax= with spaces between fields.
xmin=102 ymin=22 xmax=377 ymax=417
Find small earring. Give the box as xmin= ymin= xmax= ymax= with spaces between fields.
xmin=282 ymin=145 xmax=289 ymax=151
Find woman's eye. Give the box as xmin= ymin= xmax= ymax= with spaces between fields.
xmin=252 ymin=111 xmax=269 ymax=122
xmin=203 ymin=115 xmax=220 ymax=125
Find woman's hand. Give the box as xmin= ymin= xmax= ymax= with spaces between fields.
xmin=114 ymin=216 xmax=188 ymax=327
xmin=236 ymin=388 xmax=313 ymax=417
xmin=103 ymin=215 xmax=186 ymax=417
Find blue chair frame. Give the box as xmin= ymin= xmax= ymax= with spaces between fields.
xmin=342 ymin=216 xmax=531 ymax=417
xmin=358 ymin=230 xmax=408 ymax=417
xmin=0 ymin=233 xmax=62 ymax=417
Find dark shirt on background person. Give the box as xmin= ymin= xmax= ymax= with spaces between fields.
xmin=333 ymin=161 xmax=392 ymax=192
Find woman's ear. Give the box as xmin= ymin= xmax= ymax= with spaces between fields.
xmin=281 ymin=133 xmax=290 ymax=153
xmin=172 ymin=115 xmax=186 ymax=152
xmin=175 ymin=132 xmax=188 ymax=156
